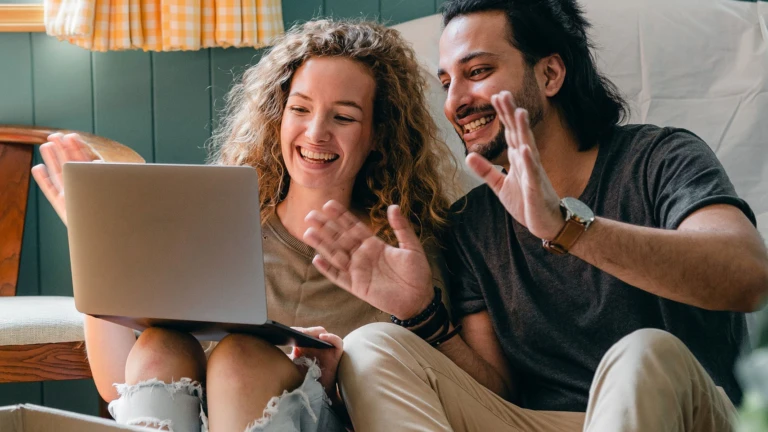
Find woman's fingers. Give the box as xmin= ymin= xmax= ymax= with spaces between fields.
xmin=31 ymin=164 xmax=58 ymax=200
xmin=304 ymin=226 xmax=354 ymax=271
xmin=311 ymin=254 xmax=352 ymax=290
xmin=321 ymin=200 xmax=375 ymax=239
xmin=292 ymin=326 xmax=328 ymax=338
xmin=31 ymin=163 xmax=68 ymax=225
xmin=387 ymin=205 xmax=422 ymax=252
xmin=304 ymin=201 xmax=381 ymax=274
xmin=38 ymin=142 xmax=63 ymax=192
xmin=318 ymin=333 xmax=343 ymax=351
xmin=61 ymin=133 xmax=96 ymax=162
xmin=305 ymin=210 xmax=363 ymax=263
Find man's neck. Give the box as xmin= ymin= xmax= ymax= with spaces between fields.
xmin=276 ymin=183 xmax=354 ymax=242
xmin=500 ymin=115 xmax=598 ymax=199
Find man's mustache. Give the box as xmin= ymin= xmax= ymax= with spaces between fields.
xmin=454 ymin=104 xmax=496 ymax=123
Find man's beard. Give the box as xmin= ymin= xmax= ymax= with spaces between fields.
xmin=458 ymin=67 xmax=545 ymax=163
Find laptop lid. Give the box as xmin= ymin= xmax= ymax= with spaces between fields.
xmin=63 ymin=162 xmax=269 ymax=327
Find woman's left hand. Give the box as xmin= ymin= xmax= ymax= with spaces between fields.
xmin=291 ymin=327 xmax=343 ymax=401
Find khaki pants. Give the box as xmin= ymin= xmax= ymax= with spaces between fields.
xmin=338 ymin=323 xmax=736 ymax=432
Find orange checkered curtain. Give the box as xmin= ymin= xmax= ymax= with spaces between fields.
xmin=43 ymin=0 xmax=283 ymax=51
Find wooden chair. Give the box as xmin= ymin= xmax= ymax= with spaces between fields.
xmin=0 ymin=125 xmax=143 ymax=394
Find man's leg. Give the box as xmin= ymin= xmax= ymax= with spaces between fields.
xmin=584 ymin=328 xmax=737 ymax=432
xmin=338 ymin=323 xmax=584 ymax=432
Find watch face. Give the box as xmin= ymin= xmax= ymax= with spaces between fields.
xmin=561 ymin=197 xmax=595 ymax=224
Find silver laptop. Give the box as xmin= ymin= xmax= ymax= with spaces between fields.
xmin=63 ymin=162 xmax=331 ymax=348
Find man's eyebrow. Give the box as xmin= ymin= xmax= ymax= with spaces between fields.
xmin=288 ymin=92 xmax=363 ymax=112
xmin=437 ymin=51 xmax=498 ymax=77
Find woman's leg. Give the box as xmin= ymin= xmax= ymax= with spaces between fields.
xmin=125 ymin=327 xmax=206 ymax=385
xmin=110 ymin=327 xmax=207 ymax=431
xmin=205 ymin=334 xmax=303 ymax=431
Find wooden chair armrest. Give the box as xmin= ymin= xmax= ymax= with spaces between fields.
xmin=0 ymin=125 xmax=145 ymax=163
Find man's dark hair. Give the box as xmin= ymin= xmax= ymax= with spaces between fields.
xmin=442 ymin=0 xmax=628 ymax=151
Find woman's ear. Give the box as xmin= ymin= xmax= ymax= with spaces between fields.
xmin=539 ymin=54 xmax=566 ymax=98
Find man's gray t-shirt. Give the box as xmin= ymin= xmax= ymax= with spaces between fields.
xmin=446 ymin=124 xmax=756 ymax=412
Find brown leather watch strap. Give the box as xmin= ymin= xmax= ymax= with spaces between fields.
xmin=542 ymin=219 xmax=587 ymax=255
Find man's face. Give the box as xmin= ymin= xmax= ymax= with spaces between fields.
xmin=438 ymin=11 xmax=545 ymax=165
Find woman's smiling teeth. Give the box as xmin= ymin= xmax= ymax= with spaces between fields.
xmin=299 ymin=146 xmax=340 ymax=164
xmin=464 ymin=114 xmax=496 ymax=133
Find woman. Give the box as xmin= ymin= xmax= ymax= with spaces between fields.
xmin=32 ymin=19 xmax=456 ymax=432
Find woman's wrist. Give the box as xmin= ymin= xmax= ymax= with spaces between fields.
xmin=389 ymin=287 xmax=462 ymax=347
xmin=390 ymin=287 xmax=442 ymax=327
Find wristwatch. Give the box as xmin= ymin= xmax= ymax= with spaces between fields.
xmin=542 ymin=197 xmax=595 ymax=255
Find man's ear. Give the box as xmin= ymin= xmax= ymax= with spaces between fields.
xmin=538 ymin=54 xmax=566 ymax=97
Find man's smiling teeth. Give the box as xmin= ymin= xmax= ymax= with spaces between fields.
xmin=464 ymin=115 xmax=496 ymax=133
xmin=300 ymin=147 xmax=339 ymax=163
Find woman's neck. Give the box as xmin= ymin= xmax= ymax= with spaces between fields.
xmin=276 ymin=183 xmax=355 ymax=243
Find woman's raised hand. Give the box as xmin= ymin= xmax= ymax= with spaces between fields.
xmin=30 ymin=133 xmax=100 ymax=227
xmin=303 ymin=200 xmax=435 ymax=321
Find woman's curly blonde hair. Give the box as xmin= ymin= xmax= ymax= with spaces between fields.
xmin=208 ymin=19 xmax=458 ymax=245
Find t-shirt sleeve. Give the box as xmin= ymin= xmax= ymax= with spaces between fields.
xmin=443 ymin=211 xmax=487 ymax=320
xmin=646 ymin=128 xmax=756 ymax=229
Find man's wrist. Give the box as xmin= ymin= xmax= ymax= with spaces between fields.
xmin=541 ymin=197 xmax=595 ymax=255
xmin=568 ymin=216 xmax=600 ymax=257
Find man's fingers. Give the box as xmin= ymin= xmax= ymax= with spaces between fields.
xmin=517 ymin=109 xmax=540 ymax=161
xmin=492 ymin=92 xmax=518 ymax=150
xmin=466 ymin=153 xmax=506 ymax=195
xmin=519 ymin=144 xmax=546 ymax=189
xmin=387 ymin=205 xmax=421 ymax=252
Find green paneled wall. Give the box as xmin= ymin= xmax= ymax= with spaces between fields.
xmin=0 ymin=0 xmax=443 ymax=416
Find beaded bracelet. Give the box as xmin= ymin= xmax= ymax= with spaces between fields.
xmin=412 ymin=302 xmax=450 ymax=340
xmin=390 ymin=287 xmax=442 ymax=328
xmin=429 ymin=323 xmax=463 ymax=347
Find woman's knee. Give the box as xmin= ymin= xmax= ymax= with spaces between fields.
xmin=207 ymin=334 xmax=301 ymax=392
xmin=125 ymin=327 xmax=206 ymax=385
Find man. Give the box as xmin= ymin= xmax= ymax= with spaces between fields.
xmin=301 ymin=0 xmax=768 ymax=430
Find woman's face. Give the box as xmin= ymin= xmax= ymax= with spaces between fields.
xmin=281 ymin=57 xmax=376 ymax=194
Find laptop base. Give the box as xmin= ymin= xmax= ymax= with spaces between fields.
xmin=94 ymin=315 xmax=333 ymax=348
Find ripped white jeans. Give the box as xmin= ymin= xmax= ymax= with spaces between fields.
xmin=108 ymin=358 xmax=344 ymax=432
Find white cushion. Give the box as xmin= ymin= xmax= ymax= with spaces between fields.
xmin=0 ymin=296 xmax=85 ymax=345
